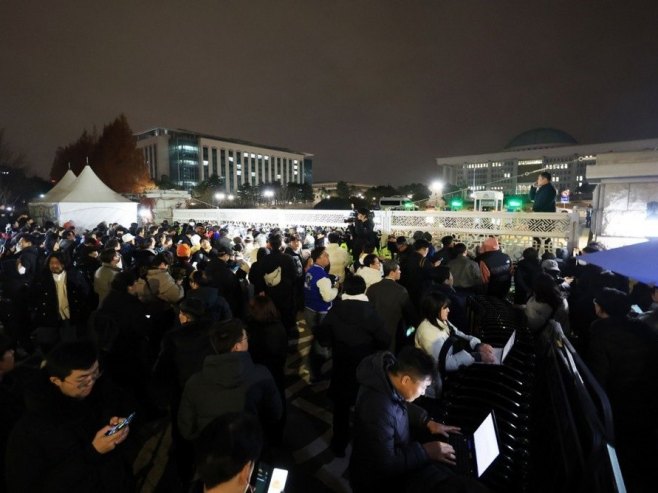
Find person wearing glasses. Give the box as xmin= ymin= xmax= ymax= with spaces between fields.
xmin=5 ymin=340 xmax=134 ymax=493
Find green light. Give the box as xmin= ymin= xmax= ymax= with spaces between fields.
xmin=449 ymin=198 xmax=464 ymax=210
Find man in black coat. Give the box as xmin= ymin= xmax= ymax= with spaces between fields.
xmin=587 ymin=288 xmax=658 ymax=493
xmin=366 ymin=260 xmax=418 ymax=352
xmin=529 ymin=171 xmax=557 ymax=249
xmin=349 ymin=348 xmax=485 ymax=493
xmin=316 ymin=276 xmax=390 ymax=456
xmin=529 ymin=171 xmax=557 ymax=212
xmin=251 ymin=233 xmax=298 ymax=331
xmin=5 ymin=340 xmax=134 ymax=493
xmin=399 ymin=239 xmax=442 ymax=310
xmin=205 ymin=246 xmax=245 ymax=319
xmin=30 ymin=252 xmax=92 ymax=344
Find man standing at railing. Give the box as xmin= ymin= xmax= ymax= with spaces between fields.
xmin=529 ymin=171 xmax=557 ymax=250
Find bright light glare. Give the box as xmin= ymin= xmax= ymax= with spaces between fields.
xmin=215 ymin=192 xmax=226 ymax=200
xmin=431 ymin=181 xmax=444 ymax=192
xmin=263 ymin=190 xmax=274 ymax=198
xmin=228 ymin=194 xmax=235 ymax=201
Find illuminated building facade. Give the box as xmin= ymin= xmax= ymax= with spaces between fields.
xmin=435 ymin=128 xmax=658 ymax=198
xmin=135 ymin=128 xmax=313 ymax=192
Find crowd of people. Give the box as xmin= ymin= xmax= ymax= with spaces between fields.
xmin=0 ymin=205 xmax=657 ymax=492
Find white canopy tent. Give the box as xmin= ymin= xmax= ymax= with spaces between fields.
xmin=29 ymin=166 xmax=138 ymax=230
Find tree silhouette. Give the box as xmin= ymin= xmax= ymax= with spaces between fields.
xmin=50 ymin=115 xmax=154 ymax=193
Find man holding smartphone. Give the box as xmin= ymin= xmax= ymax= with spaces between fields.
xmin=529 ymin=171 xmax=557 ymax=250
xmin=5 ymin=340 xmax=134 ymax=493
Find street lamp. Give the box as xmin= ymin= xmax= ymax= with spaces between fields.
xmin=430 ymin=181 xmax=444 ymax=209
xmin=215 ymin=192 xmax=226 ymax=201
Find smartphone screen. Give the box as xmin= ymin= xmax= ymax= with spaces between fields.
xmin=267 ymin=468 xmax=288 ymax=493
xmin=105 ymin=412 xmax=136 ymax=436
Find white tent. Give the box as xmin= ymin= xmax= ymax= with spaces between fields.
xmin=29 ymin=166 xmax=138 ymax=230
xmin=41 ymin=169 xmax=77 ymax=202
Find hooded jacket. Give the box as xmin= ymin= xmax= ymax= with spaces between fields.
xmin=349 ymin=352 xmax=451 ymax=492
xmin=177 ymin=351 xmax=282 ymax=440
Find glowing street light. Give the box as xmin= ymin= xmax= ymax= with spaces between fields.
xmin=431 ymin=181 xmax=444 ymax=193
xmin=227 ymin=194 xmax=235 ymax=201
xmin=215 ymin=192 xmax=226 ymax=201
xmin=263 ymin=190 xmax=274 ymax=198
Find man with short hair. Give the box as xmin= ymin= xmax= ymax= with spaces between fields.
xmin=447 ymin=243 xmax=483 ymax=294
xmin=178 ymin=319 xmax=282 ymax=441
xmin=303 ymin=246 xmax=339 ymax=381
xmin=316 ymin=275 xmax=390 ymax=456
xmin=366 ymin=260 xmax=418 ymax=352
xmin=399 ymin=239 xmax=441 ymax=310
xmin=529 ymin=171 xmax=557 ymax=213
xmin=94 ymin=248 xmax=122 ymax=307
xmin=349 ymin=347 xmax=486 ymax=493
xmin=6 ymin=340 xmax=134 ymax=492
xmin=206 ymin=246 xmax=246 ymax=319
xmin=194 ymin=412 xmax=263 ymax=493
xmin=529 ymin=171 xmax=557 ymax=249
xmin=355 ymin=253 xmax=383 ymax=289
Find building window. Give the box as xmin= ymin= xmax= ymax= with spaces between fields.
xmin=211 ymin=148 xmax=217 ymax=176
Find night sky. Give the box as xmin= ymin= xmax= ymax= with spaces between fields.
xmin=2 ymin=1 xmax=658 ymax=185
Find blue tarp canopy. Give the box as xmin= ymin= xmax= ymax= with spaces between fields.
xmin=580 ymin=240 xmax=658 ymax=285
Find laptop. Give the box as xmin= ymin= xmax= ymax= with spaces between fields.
xmin=253 ymin=462 xmax=288 ymax=493
xmin=489 ymin=330 xmax=516 ymax=365
xmin=448 ymin=411 xmax=500 ymax=478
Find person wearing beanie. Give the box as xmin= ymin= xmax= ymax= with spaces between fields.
xmin=587 ymin=287 xmax=658 ymax=491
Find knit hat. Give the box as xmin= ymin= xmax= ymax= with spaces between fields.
xmin=176 ymin=243 xmax=191 ymax=258
xmin=121 ymin=233 xmax=135 ymax=243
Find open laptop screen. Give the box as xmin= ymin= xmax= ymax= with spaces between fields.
xmin=473 ymin=413 xmax=500 ymax=476
xmin=500 ymin=330 xmax=516 ymax=363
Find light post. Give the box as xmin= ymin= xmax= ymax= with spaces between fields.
xmin=214 ymin=192 xmax=226 ymax=208
xmin=430 ymin=181 xmax=444 ymax=209
xmin=263 ymin=189 xmax=275 ymax=207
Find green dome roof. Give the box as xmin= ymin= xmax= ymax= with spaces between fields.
xmin=505 ymin=128 xmax=577 ymax=150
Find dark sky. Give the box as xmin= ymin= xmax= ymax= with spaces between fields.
xmin=2 ymin=0 xmax=658 ymax=185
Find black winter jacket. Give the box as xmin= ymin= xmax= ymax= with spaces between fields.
xmin=349 ymin=352 xmax=450 ymax=492
xmin=316 ymin=298 xmax=390 ymax=400
xmin=5 ymin=373 xmax=133 ymax=493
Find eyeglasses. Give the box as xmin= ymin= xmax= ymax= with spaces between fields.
xmin=63 ymin=366 xmax=103 ymax=389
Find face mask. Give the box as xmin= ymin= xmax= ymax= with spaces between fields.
xmin=15 ymin=244 xmax=22 ymax=253
xmin=18 ymin=265 xmax=26 ymax=275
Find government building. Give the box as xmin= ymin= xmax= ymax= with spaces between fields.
xmin=436 ymin=128 xmax=658 ymax=198
xmin=135 ymin=128 xmax=313 ymax=192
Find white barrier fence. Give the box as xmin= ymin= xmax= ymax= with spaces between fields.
xmin=173 ymin=208 xmax=580 ymax=260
